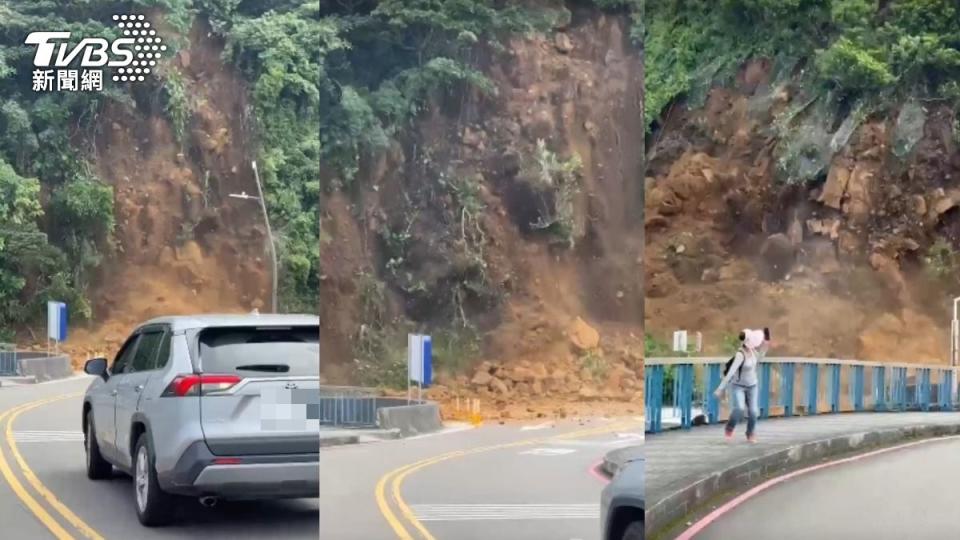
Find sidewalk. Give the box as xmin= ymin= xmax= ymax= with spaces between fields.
xmin=646 ymin=412 xmax=960 ymax=534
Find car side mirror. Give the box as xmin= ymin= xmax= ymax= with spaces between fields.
xmin=84 ymin=357 xmax=109 ymax=380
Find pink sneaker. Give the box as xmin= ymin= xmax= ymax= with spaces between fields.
xmin=747 ymin=434 xmax=758 ymax=444
xmin=724 ymin=429 xmax=734 ymax=441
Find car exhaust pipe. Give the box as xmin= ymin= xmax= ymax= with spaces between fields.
xmin=199 ymin=496 xmax=218 ymax=508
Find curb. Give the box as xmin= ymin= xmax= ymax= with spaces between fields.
xmin=646 ymin=422 xmax=960 ymax=537
xmin=602 ymin=444 xmax=643 ymax=477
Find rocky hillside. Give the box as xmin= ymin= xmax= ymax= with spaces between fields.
xmin=0 ymin=2 xmax=319 ymax=362
xmin=319 ymin=1 xmax=645 ymax=418
xmin=645 ymin=1 xmax=960 ymax=363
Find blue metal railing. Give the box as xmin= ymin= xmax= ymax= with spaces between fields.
xmin=645 ymin=357 xmax=960 ymax=434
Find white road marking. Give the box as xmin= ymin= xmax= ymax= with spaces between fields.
xmin=411 ymin=504 xmax=599 ymax=521
xmin=13 ymin=431 xmax=84 ymax=443
xmin=518 ymin=447 xmax=577 ymax=456
xmin=520 ymin=422 xmax=554 ymax=431
xmin=615 ymin=432 xmax=644 ymax=440
xmin=404 ymin=422 xmax=475 ymax=440
xmin=543 ymin=439 xmax=635 ymax=448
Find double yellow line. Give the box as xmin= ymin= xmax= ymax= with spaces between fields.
xmin=0 ymin=393 xmax=105 ymax=540
xmin=375 ymin=419 xmax=641 ymax=540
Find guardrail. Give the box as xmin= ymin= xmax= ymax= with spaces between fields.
xmin=318 ymin=385 xmax=379 ymax=428
xmin=645 ymin=357 xmax=960 ymax=433
xmin=0 ymin=344 xmax=17 ymax=376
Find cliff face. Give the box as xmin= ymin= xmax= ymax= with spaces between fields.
xmin=646 ymin=58 xmax=955 ymax=363
xmin=321 ymin=7 xmax=645 ymax=416
xmin=65 ymin=24 xmax=270 ymax=363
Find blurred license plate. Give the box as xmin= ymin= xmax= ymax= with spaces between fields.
xmin=260 ymin=388 xmax=320 ymax=431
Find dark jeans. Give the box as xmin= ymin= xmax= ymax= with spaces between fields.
xmin=725 ymin=383 xmax=759 ymax=437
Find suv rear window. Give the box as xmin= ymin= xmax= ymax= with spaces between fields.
xmin=198 ymin=326 xmax=319 ymax=377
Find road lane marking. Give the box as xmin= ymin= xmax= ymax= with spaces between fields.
xmin=404 ymin=423 xmax=475 ymax=440
xmin=411 ymin=503 xmax=600 ymax=521
xmin=518 ymin=448 xmax=577 ymax=456
xmin=0 ymin=395 xmax=78 ymax=540
xmin=375 ymin=467 xmax=417 ymax=540
xmin=375 ymin=419 xmax=642 ymax=540
xmin=520 ymin=422 xmax=553 ymax=431
xmin=5 ymin=393 xmax=106 ymax=540
xmin=13 ymin=431 xmax=85 ymax=443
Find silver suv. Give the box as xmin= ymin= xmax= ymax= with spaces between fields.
xmin=82 ymin=314 xmax=320 ymax=526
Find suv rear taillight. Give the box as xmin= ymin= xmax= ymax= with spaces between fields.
xmin=161 ymin=374 xmax=242 ymax=397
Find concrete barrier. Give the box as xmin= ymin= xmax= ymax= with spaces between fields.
xmin=376 ymin=401 xmax=443 ymax=437
xmin=17 ymin=354 xmax=73 ymax=382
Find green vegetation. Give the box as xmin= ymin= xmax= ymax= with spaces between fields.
xmin=0 ymin=2 xmax=130 ymax=332
xmin=580 ymin=349 xmax=610 ymax=380
xmin=646 ymin=0 xmax=960 ymax=131
xmin=925 ymin=237 xmax=960 ymax=281
xmin=0 ymin=1 xmax=327 ymax=334
xmin=525 ymin=139 xmax=583 ymax=248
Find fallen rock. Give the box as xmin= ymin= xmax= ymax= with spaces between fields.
xmin=701 ymin=268 xmax=720 ymax=283
xmin=647 ymin=271 xmax=680 ymax=298
xmin=820 ymin=164 xmax=850 ymax=209
xmin=911 ymin=195 xmax=927 ymax=217
xmin=471 ymin=370 xmax=493 ymax=387
xmin=869 ymin=252 xmax=910 ymax=304
xmin=569 ymin=317 xmax=600 ymax=351
xmin=554 ymin=32 xmax=574 ymax=53
xmin=490 ymin=377 xmax=509 ymax=395
xmin=933 ymin=195 xmax=957 ymax=217
xmin=578 ymin=385 xmax=599 ymax=400
xmin=759 ymin=233 xmax=796 ymax=281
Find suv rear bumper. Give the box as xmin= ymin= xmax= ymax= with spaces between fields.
xmin=158 ymin=440 xmax=318 ymax=499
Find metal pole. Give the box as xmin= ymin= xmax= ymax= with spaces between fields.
xmin=251 ymin=161 xmax=278 ymax=313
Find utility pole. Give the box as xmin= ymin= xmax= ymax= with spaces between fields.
xmin=228 ymin=161 xmax=278 ymax=313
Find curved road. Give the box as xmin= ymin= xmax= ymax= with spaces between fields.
xmin=686 ymin=436 xmax=960 ymax=539
xmin=320 ymin=416 xmax=644 ymax=540
xmin=0 ymin=376 xmax=318 ymax=539
xmin=2 ymin=375 xmax=644 ymax=540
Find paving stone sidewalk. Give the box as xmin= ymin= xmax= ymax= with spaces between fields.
xmin=645 ymin=412 xmax=960 ymax=531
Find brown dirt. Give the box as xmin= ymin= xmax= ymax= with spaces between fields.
xmin=319 ymin=9 xmax=645 ymax=419
xmin=55 ymin=21 xmax=270 ymax=368
xmin=645 ymin=59 xmax=954 ymax=365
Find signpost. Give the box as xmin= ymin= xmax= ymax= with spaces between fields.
xmin=47 ymin=301 xmax=67 ymax=354
xmin=672 ymin=330 xmax=688 ymax=353
xmin=407 ymin=334 xmax=433 ymax=404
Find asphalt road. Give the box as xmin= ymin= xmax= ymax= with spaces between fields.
xmin=320 ymin=415 xmax=644 ymax=540
xmin=0 ymin=375 xmax=643 ymax=540
xmin=689 ymin=436 xmax=960 ymax=539
xmin=0 ymin=375 xmax=318 ymax=539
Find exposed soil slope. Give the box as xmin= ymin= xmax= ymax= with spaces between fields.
xmin=62 ymin=23 xmax=269 ymax=364
xmin=646 ymin=59 xmax=955 ymax=364
xmin=321 ymin=8 xmax=645 ymax=418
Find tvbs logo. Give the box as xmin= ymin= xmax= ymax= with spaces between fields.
xmin=25 ymin=14 xmax=166 ymax=92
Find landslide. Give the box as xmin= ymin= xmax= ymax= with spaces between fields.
xmin=63 ymin=20 xmax=270 ymax=364
xmin=320 ymin=3 xmax=646 ymax=420
xmin=645 ymin=59 xmax=957 ymax=364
